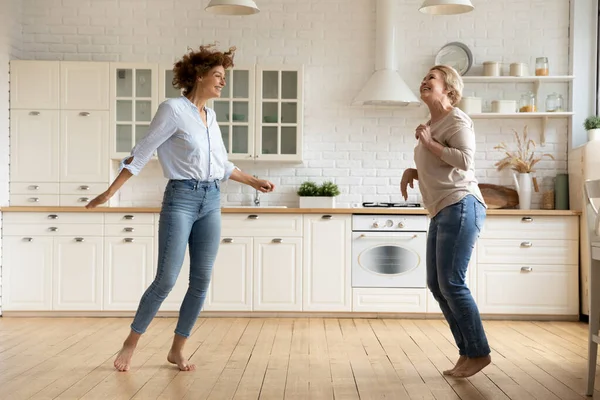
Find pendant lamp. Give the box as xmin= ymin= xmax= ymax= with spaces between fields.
xmin=205 ymin=0 xmax=260 ymax=15
xmin=419 ymin=0 xmax=474 ymax=15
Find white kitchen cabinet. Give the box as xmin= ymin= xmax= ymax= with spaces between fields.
xmin=158 ymin=64 xmax=182 ymax=104
xmin=60 ymin=110 xmax=109 ymax=184
xmin=253 ymin=236 xmax=302 ymax=311
xmin=60 ymin=62 xmax=109 ymax=110
xmin=303 ymin=214 xmax=351 ymax=311
xmin=2 ymin=236 xmax=54 ymax=310
xmin=9 ymin=110 xmax=60 ymax=190
xmin=10 ymin=60 xmax=60 ymax=109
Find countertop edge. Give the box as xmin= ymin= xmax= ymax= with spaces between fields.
xmin=0 ymin=206 xmax=582 ymax=216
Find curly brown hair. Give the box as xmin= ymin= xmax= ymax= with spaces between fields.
xmin=172 ymin=44 xmax=236 ymax=96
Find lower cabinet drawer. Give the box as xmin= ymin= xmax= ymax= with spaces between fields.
xmin=352 ymin=288 xmax=427 ymax=313
xmin=477 ymin=238 xmax=578 ymax=265
xmin=477 ymin=263 xmax=578 ymax=315
xmin=10 ymin=194 xmax=59 ymax=206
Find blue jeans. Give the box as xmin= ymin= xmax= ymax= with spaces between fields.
xmin=131 ymin=179 xmax=222 ymax=338
xmin=427 ymin=194 xmax=490 ymax=358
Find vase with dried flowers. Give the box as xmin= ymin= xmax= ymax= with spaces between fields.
xmin=493 ymin=126 xmax=555 ymax=209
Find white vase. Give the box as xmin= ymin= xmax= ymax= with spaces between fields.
xmin=299 ymin=196 xmax=336 ymax=208
xmin=588 ymin=128 xmax=600 ymax=141
xmin=512 ymin=172 xmax=533 ymax=210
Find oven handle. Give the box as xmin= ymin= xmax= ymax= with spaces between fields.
xmin=358 ymin=234 xmax=418 ymax=239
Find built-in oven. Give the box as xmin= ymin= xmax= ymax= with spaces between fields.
xmin=352 ymin=213 xmax=428 ymax=288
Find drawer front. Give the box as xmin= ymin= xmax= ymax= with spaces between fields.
xmin=59 ymin=194 xmax=96 ymax=207
xmin=478 ymin=238 xmax=578 ymax=265
xmin=104 ymin=224 xmax=155 ymax=237
xmin=480 ymin=216 xmax=578 ymax=240
xmin=477 ymin=263 xmax=578 ymax=315
xmin=10 ymin=194 xmax=59 ymax=206
xmin=10 ymin=182 xmax=59 ymax=194
xmin=105 ymin=213 xmax=155 ymax=224
xmin=221 ymin=214 xmax=303 ymax=237
xmin=352 ymin=288 xmax=427 ymax=313
xmin=3 ymin=212 xmax=104 ymax=224
xmin=59 ymin=182 xmax=106 ymax=195
xmin=4 ymin=223 xmax=104 ymax=236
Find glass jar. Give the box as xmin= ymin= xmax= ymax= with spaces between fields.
xmin=535 ymin=57 xmax=549 ymax=76
xmin=541 ymin=176 xmax=555 ymax=210
xmin=519 ymin=91 xmax=536 ymax=112
xmin=545 ymin=92 xmax=564 ymax=112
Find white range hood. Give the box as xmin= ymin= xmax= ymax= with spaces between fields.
xmin=352 ymin=0 xmax=421 ymax=107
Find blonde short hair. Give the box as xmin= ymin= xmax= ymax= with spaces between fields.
xmin=430 ymin=65 xmax=463 ymax=106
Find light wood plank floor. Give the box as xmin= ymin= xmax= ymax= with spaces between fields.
xmin=1 ymin=317 xmax=600 ymax=399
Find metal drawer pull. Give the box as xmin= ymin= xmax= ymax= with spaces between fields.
xmin=48 ymin=227 xmax=58 ymax=232
xmin=28 ymin=185 xmax=39 ymax=190
xmin=248 ymin=215 xmax=259 ymax=219
xmin=272 ymin=238 xmax=283 ymax=243
xmin=74 ymin=237 xmax=85 ymax=242
xmin=124 ymin=227 xmax=134 ymax=232
xmin=47 ymin=214 xmax=58 ymax=219
xmin=29 ymin=111 xmax=40 ymax=116
xmin=23 ymin=237 xmax=33 ymax=242
xmin=78 ymin=197 xmax=90 ymax=202
xmin=124 ymin=215 xmax=135 ymax=220
xmin=521 ymin=217 xmax=533 ymax=223
xmin=28 ymin=197 xmax=39 ymax=202
xmin=322 ymin=215 xmax=333 ymax=219
xmin=79 ymin=185 xmax=90 ymax=190
xmin=124 ymin=238 xmax=135 ymax=243
xmin=520 ymin=241 xmax=533 ymax=248
xmin=223 ymin=238 xmax=234 ymax=243
xmin=521 ymin=266 xmax=533 ymax=272
xmin=79 ymin=112 xmax=90 ymax=117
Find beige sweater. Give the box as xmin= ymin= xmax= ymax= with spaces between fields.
xmin=413 ymin=107 xmax=486 ymax=217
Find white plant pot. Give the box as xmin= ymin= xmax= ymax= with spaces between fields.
xmin=588 ymin=129 xmax=600 ymax=141
xmin=513 ymin=172 xmax=533 ymax=210
xmin=299 ymin=196 xmax=336 ymax=208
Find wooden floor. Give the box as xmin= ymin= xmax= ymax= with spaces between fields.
xmin=1 ymin=317 xmax=600 ymax=400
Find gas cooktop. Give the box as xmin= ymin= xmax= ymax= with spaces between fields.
xmin=362 ymin=202 xmax=422 ymax=208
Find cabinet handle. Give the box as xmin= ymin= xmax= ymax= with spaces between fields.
xmin=28 ymin=185 xmax=39 ymax=190
xmin=124 ymin=215 xmax=135 ymax=220
xmin=272 ymin=238 xmax=283 ymax=243
xmin=28 ymin=197 xmax=39 ymax=202
xmin=248 ymin=215 xmax=259 ymax=219
xmin=124 ymin=227 xmax=134 ymax=232
xmin=78 ymin=197 xmax=90 ymax=202
xmin=521 ymin=217 xmax=533 ymax=223
xmin=223 ymin=238 xmax=234 ymax=243
xmin=23 ymin=237 xmax=33 ymax=242
xmin=79 ymin=112 xmax=91 ymax=117
xmin=124 ymin=238 xmax=135 ymax=243
xmin=78 ymin=185 xmax=90 ymax=190
xmin=322 ymin=215 xmax=333 ymax=220
xmin=521 ymin=266 xmax=533 ymax=272
xmin=520 ymin=241 xmax=533 ymax=248
xmin=48 ymin=227 xmax=58 ymax=232
xmin=29 ymin=111 xmax=40 ymax=116
xmin=74 ymin=237 xmax=85 ymax=242
xmin=47 ymin=214 xmax=58 ymax=219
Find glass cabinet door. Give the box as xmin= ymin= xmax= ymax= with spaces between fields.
xmin=110 ymin=63 xmax=158 ymax=158
xmin=158 ymin=64 xmax=182 ymax=104
xmin=256 ymin=66 xmax=303 ymax=161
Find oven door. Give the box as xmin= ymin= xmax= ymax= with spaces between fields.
xmin=351 ymin=231 xmax=427 ymax=288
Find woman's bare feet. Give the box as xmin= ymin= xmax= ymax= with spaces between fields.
xmin=443 ymin=355 xmax=467 ymax=376
xmin=114 ymin=330 xmax=141 ymax=372
xmin=452 ymin=355 xmax=492 ymax=378
xmin=167 ymin=350 xmax=196 ymax=371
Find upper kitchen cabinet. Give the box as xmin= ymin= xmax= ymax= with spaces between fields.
xmin=158 ymin=64 xmax=182 ymax=104
xmin=10 ymin=60 xmax=60 ymax=109
xmin=109 ymin=63 xmax=159 ymax=158
xmin=60 ymin=62 xmax=109 ymax=110
xmin=255 ymin=66 xmax=304 ymax=162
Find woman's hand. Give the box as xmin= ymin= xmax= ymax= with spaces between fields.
xmin=400 ymin=168 xmax=418 ymax=201
xmin=252 ymin=178 xmax=276 ymax=193
xmin=85 ymin=190 xmax=113 ymax=209
xmin=415 ymin=124 xmax=432 ymax=145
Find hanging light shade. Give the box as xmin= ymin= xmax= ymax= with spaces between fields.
xmin=205 ymin=0 xmax=260 ymax=15
xmin=419 ymin=0 xmax=474 ymax=15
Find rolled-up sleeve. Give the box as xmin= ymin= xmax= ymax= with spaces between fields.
xmin=440 ymin=124 xmax=475 ymax=171
xmin=120 ymin=102 xmax=178 ymax=175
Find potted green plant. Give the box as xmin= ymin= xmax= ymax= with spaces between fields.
xmin=297 ymin=180 xmax=340 ymax=208
xmin=584 ymin=115 xmax=600 ymax=141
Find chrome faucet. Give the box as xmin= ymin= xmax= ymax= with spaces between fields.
xmin=253 ymin=175 xmax=260 ymax=206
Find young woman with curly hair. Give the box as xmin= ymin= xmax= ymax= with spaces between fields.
xmin=87 ymin=44 xmax=275 ymax=372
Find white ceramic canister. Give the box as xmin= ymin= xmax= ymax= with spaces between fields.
xmin=458 ymin=97 xmax=482 ymax=114
xmin=509 ymin=62 xmax=528 ymax=77
xmin=483 ymin=61 xmax=500 ymax=76
xmin=491 ymin=100 xmax=517 ymax=113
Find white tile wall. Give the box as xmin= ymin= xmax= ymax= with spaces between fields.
xmin=17 ymin=0 xmax=571 ymax=209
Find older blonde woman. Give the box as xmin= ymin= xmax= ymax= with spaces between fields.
xmin=401 ymin=65 xmax=491 ymax=378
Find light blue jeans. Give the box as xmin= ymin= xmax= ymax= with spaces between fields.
xmin=131 ymin=179 xmax=221 ymax=338
xmin=427 ymin=194 xmax=490 ymax=358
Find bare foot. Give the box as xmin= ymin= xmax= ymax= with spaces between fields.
xmin=114 ymin=344 xmax=136 ymax=372
xmin=167 ymin=350 xmax=196 ymax=371
xmin=452 ymin=355 xmax=492 ymax=378
xmin=443 ymin=355 xmax=467 ymax=376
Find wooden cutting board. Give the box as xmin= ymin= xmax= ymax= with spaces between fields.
xmin=478 ymin=183 xmax=519 ymax=209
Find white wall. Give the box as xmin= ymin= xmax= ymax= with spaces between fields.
xmin=18 ymin=0 xmax=572 ymax=208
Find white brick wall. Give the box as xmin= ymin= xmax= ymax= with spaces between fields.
xmin=18 ymin=0 xmax=571 ymax=209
